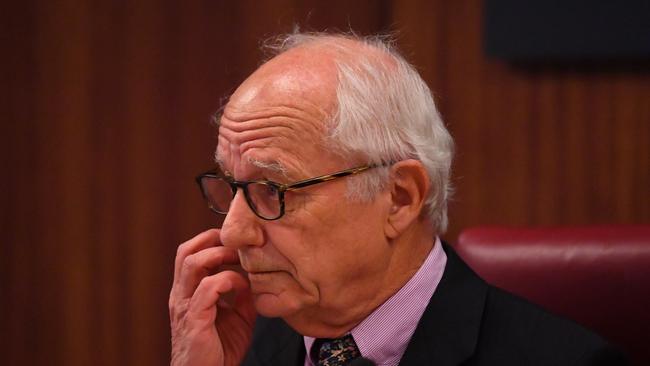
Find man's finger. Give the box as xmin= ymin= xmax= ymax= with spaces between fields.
xmin=174 ymin=246 xmax=241 ymax=299
xmin=188 ymin=270 xmax=251 ymax=314
xmin=173 ymin=229 xmax=221 ymax=285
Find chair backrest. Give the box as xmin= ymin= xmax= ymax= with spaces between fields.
xmin=456 ymin=225 xmax=650 ymax=366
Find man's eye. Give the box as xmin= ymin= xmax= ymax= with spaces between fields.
xmin=264 ymin=184 xmax=278 ymax=196
xmin=250 ymin=183 xmax=279 ymax=200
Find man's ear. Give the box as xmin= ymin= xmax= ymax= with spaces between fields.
xmin=384 ymin=159 xmax=431 ymax=239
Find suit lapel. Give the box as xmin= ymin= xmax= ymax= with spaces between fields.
xmin=399 ymin=243 xmax=487 ymax=366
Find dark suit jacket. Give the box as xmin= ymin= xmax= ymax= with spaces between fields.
xmin=241 ymin=244 xmax=626 ymax=365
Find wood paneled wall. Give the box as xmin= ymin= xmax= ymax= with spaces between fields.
xmin=2 ymin=1 xmax=648 ymax=365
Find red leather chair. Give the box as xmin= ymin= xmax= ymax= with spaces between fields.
xmin=456 ymin=225 xmax=650 ymax=366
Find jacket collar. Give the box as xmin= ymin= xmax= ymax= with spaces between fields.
xmin=245 ymin=315 xmax=305 ymax=366
xmin=399 ymin=243 xmax=487 ymax=365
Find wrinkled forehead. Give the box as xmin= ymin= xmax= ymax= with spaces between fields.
xmin=215 ymin=48 xmax=340 ymax=177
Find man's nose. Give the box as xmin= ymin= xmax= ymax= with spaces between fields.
xmin=219 ymin=189 xmax=264 ymax=249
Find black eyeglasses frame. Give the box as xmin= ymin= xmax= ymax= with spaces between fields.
xmin=195 ymin=164 xmax=385 ymax=220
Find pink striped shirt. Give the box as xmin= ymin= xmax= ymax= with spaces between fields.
xmin=304 ymin=237 xmax=447 ymax=366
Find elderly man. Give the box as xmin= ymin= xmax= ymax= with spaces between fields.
xmin=169 ymin=33 xmax=624 ymax=366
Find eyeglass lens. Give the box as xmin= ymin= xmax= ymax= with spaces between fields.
xmin=199 ymin=177 xmax=282 ymax=219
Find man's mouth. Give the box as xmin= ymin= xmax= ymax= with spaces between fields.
xmin=246 ymin=269 xmax=280 ymax=275
xmin=240 ymin=260 xmax=282 ymax=275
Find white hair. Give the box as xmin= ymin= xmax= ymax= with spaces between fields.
xmin=264 ymin=32 xmax=454 ymax=233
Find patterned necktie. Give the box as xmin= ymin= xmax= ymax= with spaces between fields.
xmin=316 ymin=334 xmax=361 ymax=366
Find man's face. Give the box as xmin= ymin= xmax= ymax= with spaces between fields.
xmin=215 ymin=49 xmax=394 ymax=335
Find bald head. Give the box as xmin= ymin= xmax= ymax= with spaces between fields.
xmin=225 ymin=35 xmax=396 ymax=130
xmin=217 ymin=39 xmax=357 ymax=181
xmin=226 ymin=44 xmax=338 ymax=127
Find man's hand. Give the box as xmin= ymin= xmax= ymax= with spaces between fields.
xmin=169 ymin=229 xmax=256 ymax=366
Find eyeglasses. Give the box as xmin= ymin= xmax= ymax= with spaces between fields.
xmin=196 ymin=164 xmax=383 ymax=220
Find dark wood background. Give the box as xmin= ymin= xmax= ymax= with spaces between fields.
xmin=2 ymin=1 xmax=648 ymax=365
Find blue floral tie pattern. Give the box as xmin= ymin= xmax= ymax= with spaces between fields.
xmin=316 ymin=334 xmax=361 ymax=366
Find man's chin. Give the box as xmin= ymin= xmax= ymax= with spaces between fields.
xmin=253 ymin=292 xmax=302 ymax=318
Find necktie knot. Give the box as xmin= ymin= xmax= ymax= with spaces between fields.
xmin=316 ymin=334 xmax=361 ymax=366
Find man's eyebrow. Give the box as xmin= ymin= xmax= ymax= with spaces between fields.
xmin=248 ymin=158 xmax=290 ymax=179
xmin=213 ymin=155 xmax=291 ymax=180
